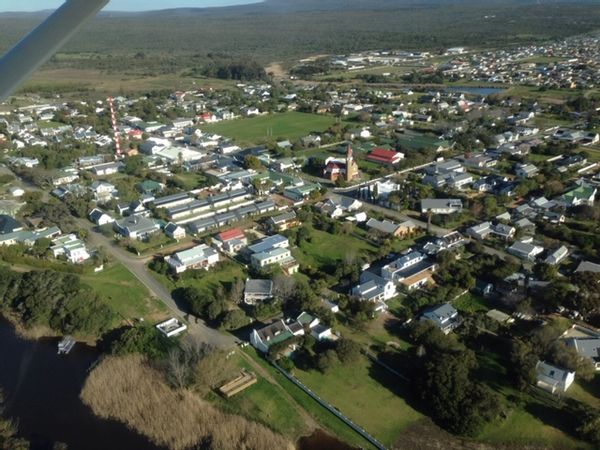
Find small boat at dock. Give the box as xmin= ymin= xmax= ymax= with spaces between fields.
xmin=57 ymin=336 xmax=76 ymax=355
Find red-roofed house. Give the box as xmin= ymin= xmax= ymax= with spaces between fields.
xmin=215 ymin=228 xmax=248 ymax=253
xmin=366 ymin=148 xmax=404 ymax=165
xmin=322 ymin=146 xmax=360 ymax=182
xmin=128 ymin=129 xmax=143 ymax=140
xmin=197 ymin=112 xmax=217 ymax=123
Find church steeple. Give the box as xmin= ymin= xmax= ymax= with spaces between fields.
xmin=345 ymin=144 xmax=358 ymax=182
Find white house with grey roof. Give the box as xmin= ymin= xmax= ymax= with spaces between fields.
xmin=565 ymin=333 xmax=600 ymax=371
xmin=51 ymin=234 xmax=90 ymax=264
xmin=247 ymin=233 xmax=298 ymax=274
xmin=420 ymin=303 xmax=460 ymax=334
xmin=244 ymin=279 xmax=274 ymax=305
xmin=381 ymin=251 xmax=427 ymax=282
xmin=114 ymin=216 xmax=160 ymax=240
xmin=535 ymin=361 xmax=575 ymax=394
xmin=166 ymin=244 xmax=219 ymax=274
xmin=352 ymin=271 xmax=397 ymax=312
xmin=515 ymin=163 xmax=539 ymax=178
xmin=575 ymin=261 xmax=600 ymax=274
xmin=545 ymin=246 xmax=569 ymax=266
xmin=420 ymin=199 xmax=463 ymax=215
xmin=251 ymin=247 xmax=298 ymax=273
xmin=164 ymin=222 xmax=186 ymax=240
xmin=508 ymin=240 xmax=544 ymax=261
xmin=467 ymin=222 xmax=492 ymax=240
xmin=89 ymin=208 xmax=115 ymax=226
xmin=247 ymin=234 xmax=289 ymax=255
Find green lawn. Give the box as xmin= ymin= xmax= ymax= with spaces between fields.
xmin=154 ymin=259 xmax=247 ymax=298
xmin=336 ymin=318 xmax=412 ymax=352
xmin=173 ymin=172 xmax=209 ymax=191
xmin=583 ymin=148 xmax=600 ymax=163
xmin=37 ymin=120 xmax=64 ymax=129
xmin=207 ymin=352 xmax=309 ymax=439
xmin=527 ymin=153 xmax=553 ymax=163
xmin=453 ymin=292 xmax=489 ymax=314
xmin=475 ymin=346 xmax=588 ymax=449
xmin=478 ymin=408 xmax=587 ymax=449
xmin=125 ymin=234 xmax=178 ymax=255
xmin=294 ymin=355 xmax=423 ymax=447
xmin=567 ymin=376 xmax=600 ymax=410
xmin=81 ymin=263 xmax=168 ymax=323
xmin=201 ymin=112 xmax=340 ymax=145
xmin=293 ymin=227 xmax=377 ymax=271
xmin=396 ymin=133 xmax=442 ymax=152
xmin=243 ymin=347 xmax=378 ymax=450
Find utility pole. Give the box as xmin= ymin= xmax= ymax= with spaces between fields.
xmin=107 ymin=96 xmax=122 ymax=158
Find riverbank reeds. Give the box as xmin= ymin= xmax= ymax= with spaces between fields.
xmin=81 ymin=354 xmax=293 ymax=450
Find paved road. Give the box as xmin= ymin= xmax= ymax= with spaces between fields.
xmin=329 ymin=192 xmax=451 ymax=237
xmin=8 ymin=165 xmax=234 ymax=347
xmin=77 ymin=218 xmax=235 ymax=349
xmin=330 ymin=192 xmax=516 ymax=262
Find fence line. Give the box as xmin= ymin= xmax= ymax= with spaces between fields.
xmin=272 ymin=361 xmax=388 ymax=450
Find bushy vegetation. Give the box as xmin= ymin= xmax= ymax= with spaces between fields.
xmin=3 ymin=2 xmax=600 ymax=77
xmin=197 ymin=60 xmax=267 ymax=81
xmin=110 ymin=325 xmax=176 ymax=360
xmin=0 ymin=267 xmax=114 ymax=336
xmin=409 ymin=321 xmax=502 ymax=436
xmin=0 ymin=391 xmax=28 ymax=450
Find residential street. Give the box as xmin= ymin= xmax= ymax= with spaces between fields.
xmin=329 ymin=192 xmax=518 ymax=263
xmin=77 ymin=218 xmax=236 ymax=349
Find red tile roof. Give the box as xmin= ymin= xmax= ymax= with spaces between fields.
xmin=367 ymin=148 xmax=400 ymax=163
xmin=325 ymin=162 xmax=342 ymax=171
xmin=218 ymin=228 xmax=244 ymax=242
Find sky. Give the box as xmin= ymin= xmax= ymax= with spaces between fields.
xmin=0 ymin=0 xmax=262 ymax=12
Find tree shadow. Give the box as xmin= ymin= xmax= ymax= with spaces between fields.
xmin=523 ymin=396 xmax=579 ymax=437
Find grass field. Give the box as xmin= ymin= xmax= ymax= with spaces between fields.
xmin=475 ymin=348 xmax=588 ymax=449
xmin=527 ymin=153 xmax=553 ymax=163
xmin=567 ymin=376 xmax=600 ymax=410
xmin=208 ymin=352 xmax=309 ymax=439
xmin=37 ymin=120 xmax=64 ymax=129
xmin=293 ymin=227 xmax=377 ymax=271
xmin=201 ymin=112 xmax=340 ymax=146
xmin=453 ymin=292 xmax=489 ymax=314
xmin=294 ymin=354 xmax=423 ymax=447
xmin=126 ymin=234 xmax=178 ymax=255
xmin=173 ymin=172 xmax=209 ymax=191
xmin=396 ymin=133 xmax=443 ymax=152
xmin=242 ymin=346 xmax=378 ymax=450
xmin=154 ymin=259 xmax=247 ymax=298
xmin=81 ymin=263 xmax=168 ymax=323
xmin=478 ymin=408 xmax=587 ymax=449
xmin=336 ymin=316 xmax=412 ymax=351
xmin=21 ymin=68 xmax=235 ymax=96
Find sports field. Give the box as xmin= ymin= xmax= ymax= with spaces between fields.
xmin=201 ymin=112 xmax=339 ymax=145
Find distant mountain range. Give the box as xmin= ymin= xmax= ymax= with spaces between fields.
xmin=1 ymin=0 xmax=599 ymax=64
xmin=2 ymin=0 xmax=599 ymax=18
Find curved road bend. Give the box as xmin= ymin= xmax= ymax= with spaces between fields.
xmin=79 ymin=219 xmax=235 ymax=349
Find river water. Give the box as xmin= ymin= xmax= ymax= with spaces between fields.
xmin=0 ymin=319 xmax=163 ymax=450
xmin=297 ymin=430 xmax=359 ymax=450
xmin=0 ymin=318 xmax=359 ymax=450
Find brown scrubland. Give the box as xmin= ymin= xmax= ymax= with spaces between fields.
xmin=80 ymin=355 xmax=293 ymax=450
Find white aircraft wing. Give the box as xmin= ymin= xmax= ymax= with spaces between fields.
xmin=0 ymin=0 xmax=109 ymax=101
